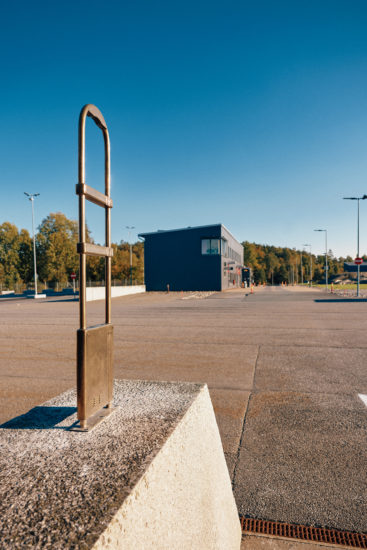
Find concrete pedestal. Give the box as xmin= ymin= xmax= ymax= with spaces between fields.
xmin=0 ymin=380 xmax=241 ymax=549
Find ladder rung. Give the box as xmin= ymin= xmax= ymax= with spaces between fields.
xmin=76 ymin=183 xmax=113 ymax=208
xmin=77 ymin=243 xmax=114 ymax=257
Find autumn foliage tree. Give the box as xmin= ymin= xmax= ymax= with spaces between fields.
xmin=0 ymin=223 xmax=32 ymax=288
xmin=241 ymin=241 xmax=347 ymax=284
xmin=0 ymin=212 xmax=144 ymax=288
xmin=37 ymin=213 xmax=79 ymax=285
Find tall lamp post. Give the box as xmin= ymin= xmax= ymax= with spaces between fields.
xmin=343 ymin=195 xmax=367 ymax=297
xmin=300 ymin=249 xmax=303 ymax=285
xmin=314 ymin=229 xmax=328 ymax=292
xmin=303 ymin=244 xmax=312 ymax=287
xmin=125 ymin=226 xmax=135 ymax=286
xmin=24 ymin=192 xmax=40 ymax=296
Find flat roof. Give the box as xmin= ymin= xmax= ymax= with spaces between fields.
xmin=139 ymin=223 xmax=242 ymax=244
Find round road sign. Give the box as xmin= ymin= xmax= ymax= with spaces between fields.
xmin=355 ymin=258 xmax=363 ymax=265
xmin=71 ymin=273 xmax=76 ymax=279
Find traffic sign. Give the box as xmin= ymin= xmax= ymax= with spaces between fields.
xmin=71 ymin=272 xmax=76 ymax=279
xmin=355 ymin=258 xmax=363 ymax=265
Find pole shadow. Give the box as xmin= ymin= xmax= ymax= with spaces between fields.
xmin=0 ymin=406 xmax=77 ymax=430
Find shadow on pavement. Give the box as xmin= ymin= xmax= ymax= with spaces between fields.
xmin=43 ymin=298 xmax=78 ymax=303
xmin=315 ymin=298 xmax=367 ymax=303
xmin=0 ymin=406 xmax=76 ymax=430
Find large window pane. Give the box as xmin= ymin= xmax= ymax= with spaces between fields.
xmin=201 ymin=239 xmax=211 ymax=254
xmin=210 ymin=239 xmax=220 ymax=254
xmin=221 ymin=239 xmax=228 ymax=256
xmin=201 ymin=238 xmax=220 ymax=255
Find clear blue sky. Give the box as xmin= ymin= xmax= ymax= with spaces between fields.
xmin=1 ymin=0 xmax=366 ymax=258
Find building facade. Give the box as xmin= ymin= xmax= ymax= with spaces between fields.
xmin=139 ymin=224 xmax=244 ymax=291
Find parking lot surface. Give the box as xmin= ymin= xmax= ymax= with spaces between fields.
xmin=1 ymin=286 xmax=366 ymax=547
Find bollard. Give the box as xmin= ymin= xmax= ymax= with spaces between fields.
xmin=167 ymin=284 xmax=170 ymax=294
xmin=251 ymin=285 xmax=254 ymax=294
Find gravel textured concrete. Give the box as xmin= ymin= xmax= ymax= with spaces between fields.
xmin=0 ymin=379 xmax=241 ymax=549
xmin=1 ymin=286 xmax=366 ymax=545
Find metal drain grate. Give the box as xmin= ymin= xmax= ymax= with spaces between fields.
xmin=240 ymin=517 xmax=367 ymax=548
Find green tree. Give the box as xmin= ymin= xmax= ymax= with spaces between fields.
xmin=17 ymin=229 xmax=33 ymax=284
xmin=0 ymin=222 xmax=24 ymax=288
xmin=37 ymin=213 xmax=79 ymax=284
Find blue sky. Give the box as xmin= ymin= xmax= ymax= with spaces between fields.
xmin=0 ymin=0 xmax=366 ymax=258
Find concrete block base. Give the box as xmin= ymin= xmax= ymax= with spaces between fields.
xmin=86 ymin=285 xmax=146 ymax=302
xmin=0 ymin=379 xmax=241 ymax=549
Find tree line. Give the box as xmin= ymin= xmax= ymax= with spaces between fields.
xmin=0 ymin=213 xmax=360 ymax=290
xmin=242 ymin=241 xmax=357 ymax=285
xmin=0 ymin=213 xmax=144 ymax=289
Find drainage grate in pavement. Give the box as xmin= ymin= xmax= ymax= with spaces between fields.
xmin=240 ymin=517 xmax=367 ymax=548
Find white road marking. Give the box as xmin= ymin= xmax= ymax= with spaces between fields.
xmin=358 ymin=394 xmax=367 ymax=408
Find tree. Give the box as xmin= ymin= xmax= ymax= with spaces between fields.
xmin=37 ymin=213 xmax=79 ymax=284
xmin=0 ymin=223 xmax=24 ymax=288
xmin=17 ymin=229 xmax=33 ymax=284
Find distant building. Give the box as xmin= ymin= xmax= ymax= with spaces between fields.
xmin=138 ymin=224 xmax=244 ymax=291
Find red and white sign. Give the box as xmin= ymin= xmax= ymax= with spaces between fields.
xmin=355 ymin=258 xmax=363 ymax=265
xmin=70 ymin=272 xmax=76 ymax=279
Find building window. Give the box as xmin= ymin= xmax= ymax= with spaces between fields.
xmin=221 ymin=239 xmax=228 ymax=256
xmin=201 ymin=238 xmax=220 ymax=255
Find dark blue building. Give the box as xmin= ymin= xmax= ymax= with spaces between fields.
xmin=139 ymin=224 xmax=244 ymax=291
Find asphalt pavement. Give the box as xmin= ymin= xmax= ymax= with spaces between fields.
xmin=0 ymin=286 xmax=366 ymax=548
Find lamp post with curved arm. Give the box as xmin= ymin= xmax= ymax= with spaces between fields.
xmin=343 ymin=196 xmax=367 ymax=297
xmin=314 ymin=229 xmax=328 ymax=291
xmin=126 ymin=226 xmax=135 ymax=285
xmin=24 ymin=192 xmax=40 ymax=296
xmin=303 ymin=244 xmax=312 ymax=287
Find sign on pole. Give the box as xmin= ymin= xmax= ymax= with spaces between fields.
xmin=355 ymin=257 xmax=363 ymax=265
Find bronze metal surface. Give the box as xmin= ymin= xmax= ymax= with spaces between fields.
xmin=76 ymin=104 xmax=114 ymax=431
xmin=76 ymin=242 xmax=114 ymax=257
xmin=70 ymin=405 xmax=115 ymax=432
xmin=76 ymin=183 xmax=113 ymax=208
xmin=76 ymin=324 xmax=113 ymax=422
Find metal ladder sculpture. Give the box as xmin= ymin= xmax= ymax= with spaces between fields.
xmin=75 ymin=104 xmax=114 ymax=431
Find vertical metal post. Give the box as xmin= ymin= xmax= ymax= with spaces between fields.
xmin=78 ymin=115 xmax=86 ymax=330
xmin=314 ymin=230 xmax=327 ymax=290
xmin=303 ymin=244 xmax=312 ymax=287
xmin=325 ymin=230 xmax=328 ymax=292
xmin=104 ymin=130 xmax=111 ymax=325
xmin=75 ymin=104 xmax=114 ymax=432
xmin=343 ymin=196 xmax=367 ymax=297
xmin=357 ymin=199 xmax=360 ymax=298
xmin=130 ymin=243 xmax=133 ymax=286
xmin=300 ymin=250 xmax=303 ymax=285
xmin=24 ymin=193 xmax=40 ymax=296
xmin=310 ymin=248 xmax=312 ymax=287
xmin=125 ymin=226 xmax=135 ymax=286
xmin=31 ymin=198 xmax=38 ymax=296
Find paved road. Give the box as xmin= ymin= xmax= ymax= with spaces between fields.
xmin=0 ymin=286 xmax=366 ymax=547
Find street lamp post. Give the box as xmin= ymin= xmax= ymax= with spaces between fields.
xmin=125 ymin=226 xmax=135 ymax=286
xmin=343 ymin=196 xmax=367 ymax=297
xmin=303 ymin=244 xmax=312 ymax=287
xmin=314 ymin=229 xmax=328 ymax=292
xmin=24 ymin=192 xmax=40 ymax=296
xmin=300 ymin=249 xmax=303 ymax=285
